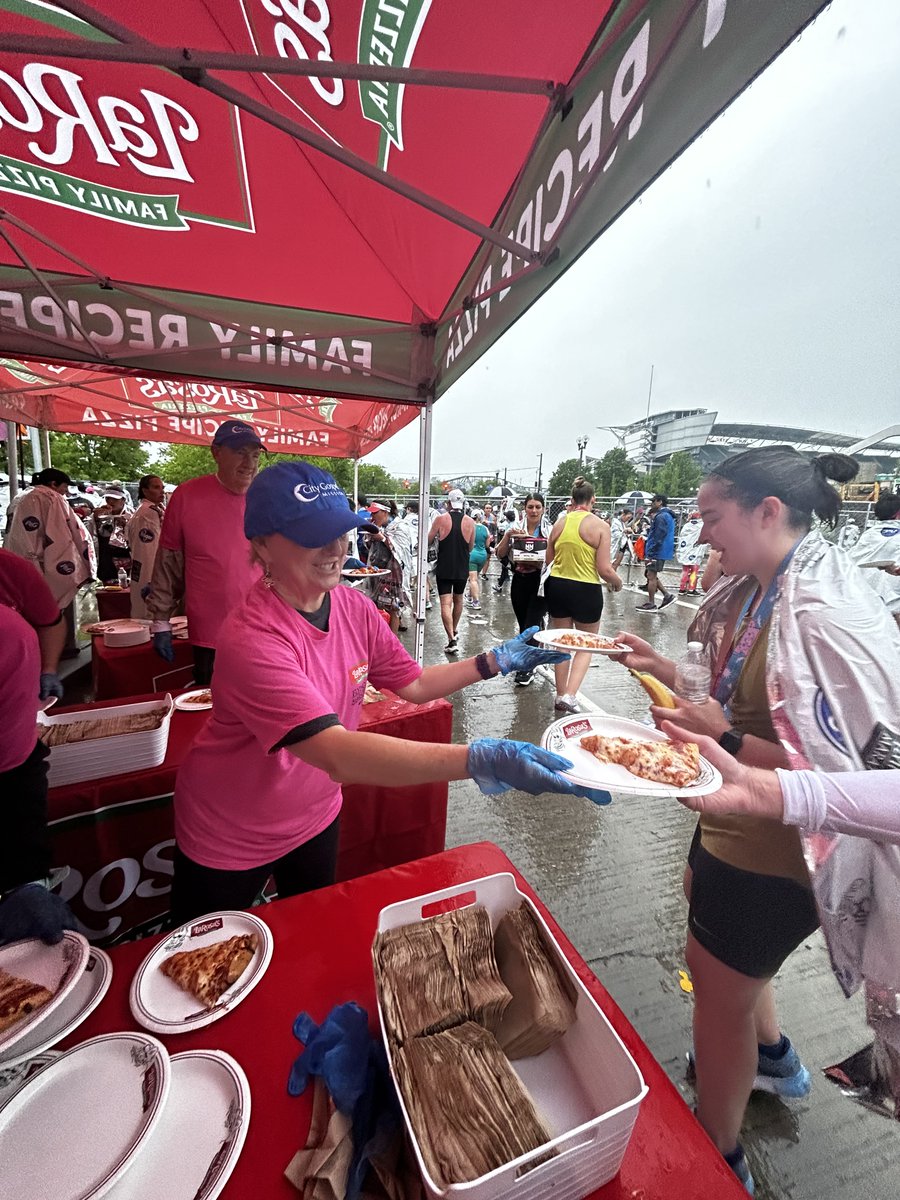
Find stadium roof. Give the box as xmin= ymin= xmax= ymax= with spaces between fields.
xmin=710 ymin=423 xmax=900 ymax=454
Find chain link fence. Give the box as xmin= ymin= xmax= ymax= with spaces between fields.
xmin=364 ymin=494 xmax=878 ymax=541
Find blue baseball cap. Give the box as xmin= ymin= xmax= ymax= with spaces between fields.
xmin=244 ymin=462 xmax=378 ymax=548
xmin=211 ymin=420 xmax=264 ymax=451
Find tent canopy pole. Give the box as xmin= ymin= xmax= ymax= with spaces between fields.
xmin=413 ymin=401 xmax=433 ymax=666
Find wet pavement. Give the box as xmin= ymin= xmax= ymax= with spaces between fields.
xmin=399 ymin=567 xmax=898 ymax=1200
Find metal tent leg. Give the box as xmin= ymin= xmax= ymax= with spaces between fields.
xmin=414 ymin=402 xmax=433 ymax=666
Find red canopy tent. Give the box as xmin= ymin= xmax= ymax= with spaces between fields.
xmin=0 ymin=0 xmax=829 ymax=655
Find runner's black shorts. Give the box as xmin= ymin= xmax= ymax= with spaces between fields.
xmin=544 ymin=576 xmax=603 ymax=625
xmin=644 ymin=558 xmax=667 ymax=574
xmin=436 ymin=577 xmax=467 ymax=596
xmin=687 ymin=825 xmax=820 ymax=978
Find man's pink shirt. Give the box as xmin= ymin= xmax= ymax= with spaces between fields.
xmin=159 ymin=474 xmax=262 ymax=648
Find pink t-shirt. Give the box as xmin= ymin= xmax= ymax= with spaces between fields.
xmin=0 ymin=606 xmax=40 ymax=772
xmin=159 ymin=474 xmax=262 ymax=649
xmin=174 ymin=581 xmax=422 ymax=869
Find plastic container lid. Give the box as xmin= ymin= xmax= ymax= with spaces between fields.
xmin=687 ymin=641 xmax=704 ymax=651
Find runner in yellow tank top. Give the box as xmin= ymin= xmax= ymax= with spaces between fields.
xmin=551 ymin=511 xmax=600 ymax=582
xmin=544 ymin=477 xmax=622 ymax=713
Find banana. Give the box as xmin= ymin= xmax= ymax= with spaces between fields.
xmin=629 ymin=668 xmax=677 ymax=709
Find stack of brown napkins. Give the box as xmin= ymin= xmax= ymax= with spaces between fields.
xmin=493 ymin=902 xmax=578 ymax=1059
xmin=373 ymin=906 xmax=511 ymax=1043
xmin=39 ymin=706 xmax=168 ymax=747
xmin=393 ymin=1022 xmax=553 ymax=1189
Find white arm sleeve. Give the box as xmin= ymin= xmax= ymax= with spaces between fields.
xmin=777 ymin=768 xmax=900 ymax=845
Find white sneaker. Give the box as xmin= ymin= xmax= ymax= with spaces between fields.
xmin=554 ymin=694 xmax=580 ymax=713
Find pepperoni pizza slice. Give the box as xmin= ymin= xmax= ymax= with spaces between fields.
xmin=0 ymin=968 xmax=54 ymax=1034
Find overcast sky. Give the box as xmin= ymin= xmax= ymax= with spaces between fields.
xmin=375 ymin=0 xmax=900 ymax=488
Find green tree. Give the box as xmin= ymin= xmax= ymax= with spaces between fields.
xmin=467 ymin=479 xmax=493 ymax=497
xmin=593 ymin=448 xmax=638 ymax=497
xmin=148 ymin=444 xmax=400 ymax=496
xmin=548 ymin=457 xmax=594 ymax=496
xmin=48 ymin=433 xmax=149 ymax=482
xmin=642 ymin=451 xmax=703 ymax=498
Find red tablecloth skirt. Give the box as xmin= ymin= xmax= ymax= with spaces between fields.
xmin=91 ymin=637 xmax=196 ymax=700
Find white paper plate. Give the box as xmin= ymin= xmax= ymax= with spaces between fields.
xmin=86 ymin=619 xmax=150 ymax=636
xmin=0 ymin=1051 xmax=60 ymax=1112
xmin=0 ymin=948 xmax=113 ymax=1070
xmin=541 ymin=713 xmax=723 ymax=796
xmin=130 ymin=910 xmax=273 ymax=1034
xmin=0 ymin=1031 xmax=170 ymax=1200
xmin=341 ymin=568 xmax=390 ymax=578
xmin=858 ymin=560 xmax=896 ymax=569
xmin=104 ymin=1050 xmax=250 ymax=1200
xmin=533 ymin=629 xmax=632 ymax=655
xmin=173 ymin=688 xmax=213 ymax=712
xmin=0 ymin=932 xmax=91 ymax=1054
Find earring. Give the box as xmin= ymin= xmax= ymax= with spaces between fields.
xmin=263 ymin=564 xmax=274 ymax=589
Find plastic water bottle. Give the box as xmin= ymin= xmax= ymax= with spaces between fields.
xmin=675 ymin=641 xmax=711 ymax=704
xmin=117 ymin=567 xmax=129 ymax=589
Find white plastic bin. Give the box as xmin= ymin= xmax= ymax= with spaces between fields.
xmin=38 ymin=696 xmax=175 ymax=788
xmin=375 ymin=872 xmax=648 ymax=1200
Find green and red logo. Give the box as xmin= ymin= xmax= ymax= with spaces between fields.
xmin=0 ymin=0 xmax=255 ymax=232
xmin=357 ymin=0 xmax=432 ymax=170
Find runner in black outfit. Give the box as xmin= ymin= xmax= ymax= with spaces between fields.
xmin=426 ymin=489 xmax=474 ymax=654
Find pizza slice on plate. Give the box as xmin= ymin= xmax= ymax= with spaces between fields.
xmin=580 ymin=734 xmax=700 ymax=788
xmin=160 ymin=933 xmax=258 ymax=1009
xmin=0 ymin=968 xmax=54 ymax=1033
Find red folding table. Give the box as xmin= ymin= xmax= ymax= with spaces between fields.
xmin=60 ymin=842 xmax=744 ymax=1198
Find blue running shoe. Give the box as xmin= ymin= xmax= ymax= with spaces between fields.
xmin=724 ymin=1144 xmax=755 ymax=1195
xmin=685 ymin=1037 xmax=812 ymax=1099
xmin=753 ymin=1037 xmax=812 ymax=1098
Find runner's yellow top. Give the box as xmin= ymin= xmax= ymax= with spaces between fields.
xmin=550 ymin=511 xmax=598 ymax=583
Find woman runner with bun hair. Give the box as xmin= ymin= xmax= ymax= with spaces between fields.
xmin=613 ymin=448 xmax=900 ymax=1193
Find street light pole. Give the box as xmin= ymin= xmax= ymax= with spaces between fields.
xmin=576 ymin=436 xmax=589 ymax=468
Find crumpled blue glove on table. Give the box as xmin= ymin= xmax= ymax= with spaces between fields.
xmin=468 ymin=738 xmax=611 ymax=804
xmin=0 ymin=883 xmax=78 ymax=946
xmin=492 ymin=626 xmax=568 ymax=675
xmin=288 ymin=1002 xmax=402 ymax=1200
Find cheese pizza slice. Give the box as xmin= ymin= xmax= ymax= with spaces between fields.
xmin=580 ymin=734 xmax=700 ymax=788
xmin=0 ymin=968 xmax=54 ymax=1034
xmin=160 ymin=933 xmax=258 ymax=1009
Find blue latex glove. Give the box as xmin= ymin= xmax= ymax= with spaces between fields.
xmin=140 ymin=584 xmax=153 ymax=600
xmin=467 ymin=738 xmax=612 ymax=804
xmin=287 ymin=1003 xmax=403 ymax=1200
xmin=288 ymin=1002 xmax=371 ymax=1113
xmin=39 ymin=672 xmax=64 ymax=701
xmin=343 ymin=556 xmax=366 ymax=570
xmin=492 ymin=625 xmax=568 ymax=675
xmin=0 ymin=883 xmax=78 ymax=946
xmin=152 ymin=630 xmax=175 ymax=662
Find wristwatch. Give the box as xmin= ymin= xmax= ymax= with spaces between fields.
xmin=718 ymin=727 xmax=745 ymax=757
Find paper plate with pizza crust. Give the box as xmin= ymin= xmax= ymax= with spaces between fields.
xmin=0 ymin=931 xmax=91 ymax=1055
xmin=541 ymin=714 xmax=723 ymax=797
xmin=129 ymin=911 xmax=273 ymax=1035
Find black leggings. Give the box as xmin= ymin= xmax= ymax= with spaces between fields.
xmin=510 ymin=570 xmax=547 ymax=638
xmin=170 ymin=816 xmax=340 ymax=926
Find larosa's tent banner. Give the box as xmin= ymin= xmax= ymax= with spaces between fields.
xmin=0 ymin=357 xmax=415 ymax=454
xmin=0 ymin=0 xmax=827 ymax=437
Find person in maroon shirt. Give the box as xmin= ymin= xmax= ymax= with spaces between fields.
xmin=0 ymin=546 xmax=66 ymax=700
xmin=0 ymin=550 xmax=76 ymax=944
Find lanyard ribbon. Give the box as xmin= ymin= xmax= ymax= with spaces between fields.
xmin=712 ymin=542 xmax=801 ymax=710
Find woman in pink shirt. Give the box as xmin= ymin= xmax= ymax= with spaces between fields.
xmin=171 ymin=463 xmax=610 ymax=922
